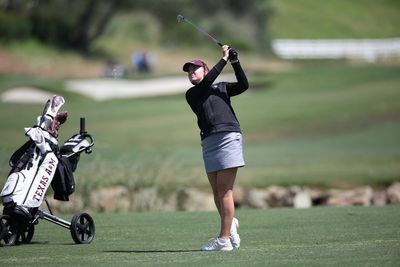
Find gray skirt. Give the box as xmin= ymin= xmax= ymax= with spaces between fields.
xmin=201 ymin=132 xmax=245 ymax=173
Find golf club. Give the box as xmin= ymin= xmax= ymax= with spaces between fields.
xmin=177 ymin=14 xmax=223 ymax=47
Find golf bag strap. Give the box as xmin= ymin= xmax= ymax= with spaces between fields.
xmin=9 ymin=139 xmax=35 ymax=170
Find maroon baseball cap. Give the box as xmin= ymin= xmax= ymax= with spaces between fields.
xmin=183 ymin=59 xmax=209 ymax=72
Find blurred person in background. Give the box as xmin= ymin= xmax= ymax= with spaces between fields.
xmin=131 ymin=50 xmax=155 ymax=73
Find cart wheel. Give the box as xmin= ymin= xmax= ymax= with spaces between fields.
xmin=0 ymin=215 xmax=19 ymax=247
xmin=18 ymin=224 xmax=35 ymax=244
xmin=70 ymin=213 xmax=95 ymax=244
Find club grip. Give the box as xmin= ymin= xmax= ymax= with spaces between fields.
xmin=80 ymin=117 xmax=86 ymax=134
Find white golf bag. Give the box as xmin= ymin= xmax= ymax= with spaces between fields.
xmin=1 ymin=95 xmax=66 ymax=212
xmin=0 ymin=95 xmax=96 ymax=246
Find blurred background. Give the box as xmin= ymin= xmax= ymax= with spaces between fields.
xmin=0 ymin=0 xmax=399 ymax=212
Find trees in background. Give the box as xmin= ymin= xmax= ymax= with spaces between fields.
xmin=0 ymin=0 xmax=273 ymax=54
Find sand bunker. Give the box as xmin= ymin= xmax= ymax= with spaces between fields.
xmin=1 ymin=87 xmax=54 ymax=103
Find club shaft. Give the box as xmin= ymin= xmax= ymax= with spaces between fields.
xmin=183 ymin=18 xmax=222 ymax=47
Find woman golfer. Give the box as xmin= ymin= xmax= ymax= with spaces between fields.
xmin=183 ymin=45 xmax=248 ymax=251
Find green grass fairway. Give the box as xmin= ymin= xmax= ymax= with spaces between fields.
xmin=0 ymin=63 xmax=399 ymax=193
xmin=1 ymin=206 xmax=399 ymax=266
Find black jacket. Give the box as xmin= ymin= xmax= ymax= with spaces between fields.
xmin=185 ymin=59 xmax=249 ymax=139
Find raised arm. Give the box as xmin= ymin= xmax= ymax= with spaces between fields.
xmin=226 ymin=49 xmax=249 ymax=96
xmin=199 ymin=59 xmax=227 ymax=87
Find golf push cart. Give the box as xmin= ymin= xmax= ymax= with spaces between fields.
xmin=0 ymin=95 xmax=95 ymax=246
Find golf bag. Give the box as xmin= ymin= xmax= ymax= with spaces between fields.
xmin=1 ymin=95 xmax=66 ymax=212
xmin=0 ymin=95 xmax=95 ymax=246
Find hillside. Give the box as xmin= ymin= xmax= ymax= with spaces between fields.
xmin=1 ymin=0 xmax=400 ymax=78
xmin=269 ymin=0 xmax=400 ymax=39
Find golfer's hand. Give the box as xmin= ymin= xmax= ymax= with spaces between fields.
xmin=228 ymin=48 xmax=238 ymax=62
xmin=222 ymin=45 xmax=229 ymax=62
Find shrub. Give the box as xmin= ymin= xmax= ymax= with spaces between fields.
xmin=0 ymin=11 xmax=31 ymax=41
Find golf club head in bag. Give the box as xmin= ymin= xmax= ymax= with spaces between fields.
xmin=37 ymin=95 xmax=67 ymax=136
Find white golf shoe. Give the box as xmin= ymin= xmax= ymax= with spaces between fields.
xmin=200 ymin=237 xmax=233 ymax=252
xmin=230 ymin=217 xmax=241 ymax=249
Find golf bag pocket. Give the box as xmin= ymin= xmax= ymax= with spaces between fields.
xmin=1 ymin=173 xmax=23 ymax=204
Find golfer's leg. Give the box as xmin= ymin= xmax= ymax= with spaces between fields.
xmin=216 ymin=167 xmax=237 ymax=239
xmin=207 ymin=171 xmax=221 ymax=215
